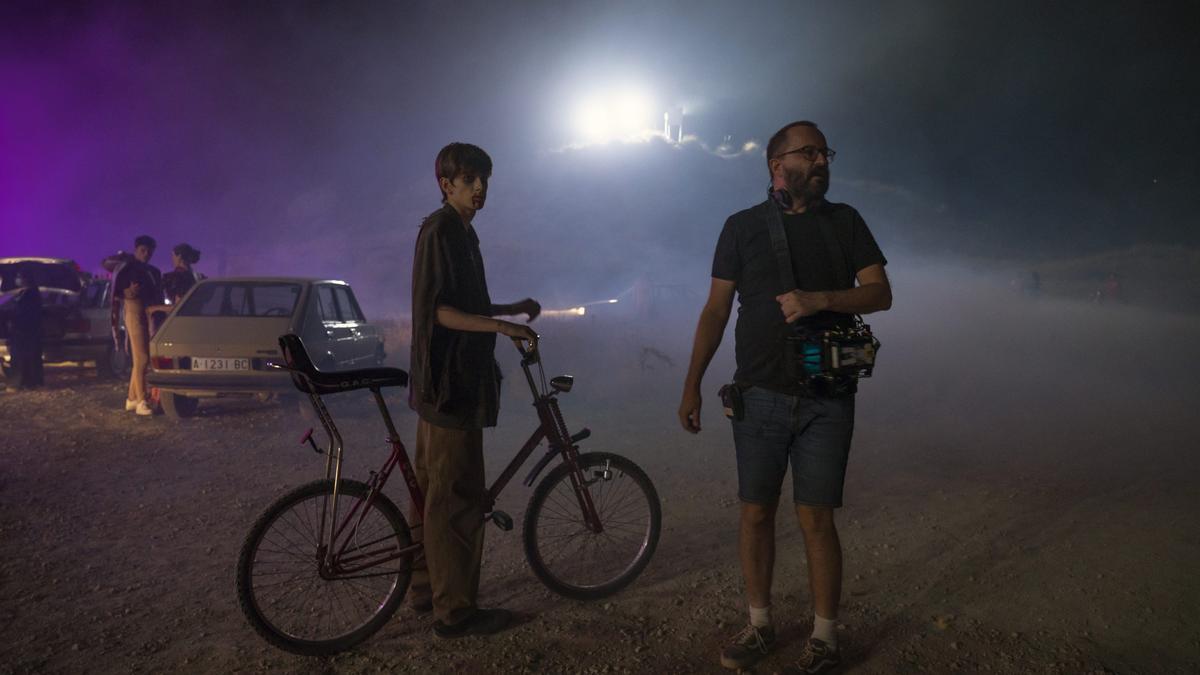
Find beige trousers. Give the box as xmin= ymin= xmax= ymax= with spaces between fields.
xmin=409 ymin=419 xmax=486 ymax=625
xmin=125 ymin=299 xmax=149 ymax=403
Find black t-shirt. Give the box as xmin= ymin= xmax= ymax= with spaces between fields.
xmin=162 ymin=268 xmax=203 ymax=303
xmin=113 ymin=260 xmax=162 ymax=306
xmin=711 ymin=200 xmax=886 ymax=394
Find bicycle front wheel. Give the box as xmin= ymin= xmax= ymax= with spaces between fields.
xmin=236 ymin=479 xmax=414 ymax=656
xmin=523 ymin=452 xmax=661 ymax=599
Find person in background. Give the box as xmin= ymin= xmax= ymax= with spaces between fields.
xmin=111 ymin=235 xmax=162 ymax=416
xmin=161 ymin=243 xmax=203 ymax=305
xmin=7 ymin=271 xmax=45 ymax=389
xmin=147 ymin=243 xmax=205 ymax=336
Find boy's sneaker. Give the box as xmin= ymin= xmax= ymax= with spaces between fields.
xmin=135 ymin=400 xmax=155 ymax=416
xmin=719 ymin=623 xmax=776 ymax=670
xmin=433 ymin=608 xmax=512 ymax=639
xmin=125 ymin=399 xmax=139 ymax=411
xmin=782 ymin=637 xmax=840 ymax=674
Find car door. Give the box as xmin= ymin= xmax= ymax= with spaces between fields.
xmin=314 ymin=284 xmax=357 ymax=369
xmin=332 ymin=285 xmax=376 ymax=366
xmin=81 ymin=279 xmax=112 ymax=343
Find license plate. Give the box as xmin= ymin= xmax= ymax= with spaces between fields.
xmin=191 ymin=357 xmax=251 ymax=371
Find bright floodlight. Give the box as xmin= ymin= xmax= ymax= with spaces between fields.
xmin=572 ymin=87 xmax=654 ymax=144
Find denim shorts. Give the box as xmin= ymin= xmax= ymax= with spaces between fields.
xmin=731 ymin=386 xmax=856 ymax=507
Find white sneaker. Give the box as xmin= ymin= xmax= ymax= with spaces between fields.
xmin=125 ymin=399 xmax=139 ymax=411
xmin=135 ymin=400 xmax=155 ymax=416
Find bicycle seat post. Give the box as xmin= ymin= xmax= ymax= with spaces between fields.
xmin=370 ymin=387 xmax=402 ymax=444
xmin=306 ymin=387 xmax=343 ymax=480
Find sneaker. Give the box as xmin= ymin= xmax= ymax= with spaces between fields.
xmin=433 ymin=608 xmax=512 ymax=639
xmin=782 ymin=638 xmax=840 ymax=674
xmin=125 ymin=399 xmax=139 ymax=411
xmin=135 ymin=400 xmax=155 ymax=416
xmin=719 ymin=623 xmax=776 ymax=670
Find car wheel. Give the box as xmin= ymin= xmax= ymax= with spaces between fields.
xmin=96 ymin=344 xmax=129 ymax=379
xmin=161 ymin=392 xmax=200 ymax=420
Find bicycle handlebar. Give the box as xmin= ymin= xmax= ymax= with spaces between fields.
xmin=510 ymin=336 xmax=540 ymax=366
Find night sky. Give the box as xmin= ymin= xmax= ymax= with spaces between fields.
xmin=2 ymin=0 xmax=1197 ymax=311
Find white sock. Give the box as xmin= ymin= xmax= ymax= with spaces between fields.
xmin=749 ymin=604 xmax=772 ymax=628
xmin=812 ymin=613 xmax=838 ymax=649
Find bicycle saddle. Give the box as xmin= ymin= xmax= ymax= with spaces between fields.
xmin=277 ymin=333 xmax=408 ymax=395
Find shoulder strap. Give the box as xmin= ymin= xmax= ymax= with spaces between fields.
xmin=761 ymin=198 xmax=797 ymax=293
xmin=762 ymin=198 xmax=852 ymax=292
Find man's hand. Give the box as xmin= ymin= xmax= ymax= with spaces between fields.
xmin=497 ymin=320 xmax=538 ymax=352
xmin=678 ymin=386 xmax=702 ymax=434
xmin=775 ymin=289 xmax=829 ymax=323
xmin=516 ymin=298 xmax=541 ymax=322
xmin=124 ymin=281 xmax=141 ymax=300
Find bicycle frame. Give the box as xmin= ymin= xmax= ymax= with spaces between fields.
xmin=300 ymin=342 xmax=603 ymax=578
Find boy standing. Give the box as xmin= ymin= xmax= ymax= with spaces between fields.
xmin=409 ymin=142 xmax=540 ymax=638
xmin=111 ymin=235 xmax=162 ymax=416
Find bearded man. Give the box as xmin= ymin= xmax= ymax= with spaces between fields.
xmin=679 ymin=120 xmax=892 ymax=674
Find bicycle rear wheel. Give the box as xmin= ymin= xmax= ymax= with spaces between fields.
xmin=236 ymin=479 xmax=413 ymax=655
xmin=523 ymin=452 xmax=661 ymax=599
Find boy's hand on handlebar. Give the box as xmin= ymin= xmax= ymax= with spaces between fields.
xmin=499 ymin=320 xmax=538 ymax=352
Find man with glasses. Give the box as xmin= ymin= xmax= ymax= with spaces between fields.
xmin=679 ymin=121 xmax=891 ymax=673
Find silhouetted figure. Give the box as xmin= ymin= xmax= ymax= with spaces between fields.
xmin=1101 ymin=271 xmax=1121 ymax=303
xmin=1027 ymin=269 xmax=1041 ymax=297
xmin=111 ymin=235 xmax=162 ymax=416
xmin=150 ymin=243 xmax=204 ymax=335
xmin=161 ymin=243 xmax=204 ymax=305
xmin=8 ymin=273 xmax=44 ymax=389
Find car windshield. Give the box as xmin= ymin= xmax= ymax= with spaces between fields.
xmin=0 ymin=261 xmax=83 ymax=293
xmin=177 ymin=282 xmax=302 ymax=318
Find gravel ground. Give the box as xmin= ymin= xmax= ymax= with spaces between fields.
xmin=2 ymin=285 xmax=1198 ymax=674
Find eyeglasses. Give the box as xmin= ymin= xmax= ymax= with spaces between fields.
xmin=772 ymin=145 xmax=836 ymax=163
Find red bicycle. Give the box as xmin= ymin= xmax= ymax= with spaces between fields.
xmin=235 ymin=333 xmax=661 ymax=655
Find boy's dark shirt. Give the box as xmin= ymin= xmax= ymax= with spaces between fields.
xmin=113 ymin=260 xmax=163 ymax=306
xmin=711 ymin=199 xmax=887 ymax=395
xmin=110 ymin=259 xmax=163 ymax=338
xmin=410 ymin=204 xmax=500 ymax=430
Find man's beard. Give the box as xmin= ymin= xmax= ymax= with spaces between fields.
xmin=785 ymin=166 xmax=829 ymax=204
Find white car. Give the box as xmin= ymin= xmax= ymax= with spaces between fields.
xmin=147 ymin=277 xmax=384 ymax=419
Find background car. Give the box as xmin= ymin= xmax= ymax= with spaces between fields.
xmin=0 ymin=257 xmax=128 ymax=378
xmin=147 ymin=277 xmax=384 ymax=419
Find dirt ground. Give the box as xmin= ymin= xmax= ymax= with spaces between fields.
xmin=2 ymin=280 xmax=1198 ymax=674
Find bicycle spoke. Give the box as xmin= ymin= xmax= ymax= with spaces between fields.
xmin=530 ymin=456 xmax=658 ymax=592
xmin=240 ymin=483 xmax=411 ymax=648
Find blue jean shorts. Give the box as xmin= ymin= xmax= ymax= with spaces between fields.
xmin=731 ymin=386 xmax=856 ymax=507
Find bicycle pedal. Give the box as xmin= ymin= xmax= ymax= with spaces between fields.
xmin=488 ymin=510 xmax=513 ymax=531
